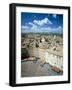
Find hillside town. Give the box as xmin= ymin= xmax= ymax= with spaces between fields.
xmin=21 ymin=33 xmax=63 ymax=77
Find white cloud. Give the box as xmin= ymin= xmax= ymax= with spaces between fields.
xmin=28 ymin=22 xmax=38 ymax=31
xmin=27 ymin=18 xmax=52 ymax=32
xmin=53 ymin=14 xmax=57 ymax=18
xmin=21 ymin=24 xmax=62 ymax=33
xmin=21 ymin=26 xmax=29 ymax=29
xmin=57 ymin=26 xmax=62 ymax=30
xmin=31 ymin=24 xmax=38 ymax=30
xmin=40 ymin=26 xmax=63 ymax=33
xmin=29 ymin=22 xmax=34 ymax=26
xmin=33 ymin=18 xmax=52 ymax=26
xmin=51 ymin=26 xmax=62 ymax=31
xmin=56 ymin=26 xmax=63 ymax=33
xmin=49 ymin=26 xmax=62 ymax=33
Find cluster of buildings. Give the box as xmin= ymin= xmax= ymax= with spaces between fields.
xmin=21 ymin=34 xmax=63 ymax=73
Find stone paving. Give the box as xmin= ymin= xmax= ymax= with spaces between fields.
xmin=21 ymin=60 xmax=62 ymax=77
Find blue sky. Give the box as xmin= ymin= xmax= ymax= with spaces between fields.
xmin=21 ymin=12 xmax=63 ymax=34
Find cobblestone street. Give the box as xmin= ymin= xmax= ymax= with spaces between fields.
xmin=21 ymin=60 xmax=62 ymax=77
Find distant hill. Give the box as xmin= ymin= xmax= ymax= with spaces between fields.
xmin=21 ymin=32 xmax=63 ymax=37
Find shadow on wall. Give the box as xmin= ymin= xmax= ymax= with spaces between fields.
xmin=21 ymin=48 xmax=29 ymax=60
